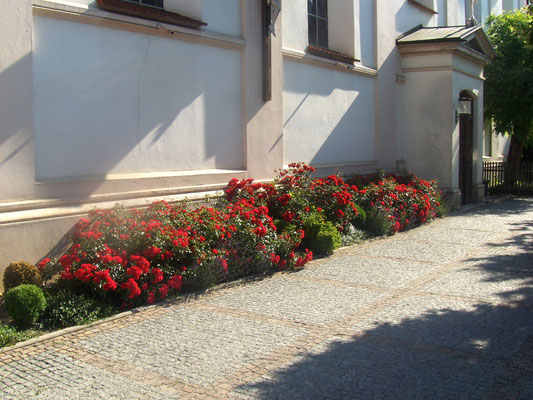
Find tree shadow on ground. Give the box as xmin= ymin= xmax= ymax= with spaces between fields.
xmin=235 ymin=200 xmax=533 ymax=399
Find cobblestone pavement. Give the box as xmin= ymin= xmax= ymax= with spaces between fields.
xmin=1 ymin=197 xmax=532 ymax=399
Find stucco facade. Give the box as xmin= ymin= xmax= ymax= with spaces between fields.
xmin=0 ymin=0 xmax=526 ymax=284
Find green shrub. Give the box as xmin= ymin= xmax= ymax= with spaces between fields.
xmin=4 ymin=284 xmax=47 ymax=327
xmin=364 ymin=210 xmax=392 ymax=237
xmin=301 ymin=213 xmax=341 ymax=255
xmin=435 ymin=196 xmax=452 ymax=217
xmin=39 ymin=286 xmax=117 ymax=329
xmin=0 ymin=323 xmax=40 ymax=348
xmin=181 ymin=260 xmax=221 ymax=293
xmin=3 ymin=261 xmax=42 ymax=293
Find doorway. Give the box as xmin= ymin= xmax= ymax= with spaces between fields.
xmin=458 ymin=94 xmax=474 ymax=204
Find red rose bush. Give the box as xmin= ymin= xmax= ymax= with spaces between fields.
xmin=38 ymin=164 xmax=441 ymax=309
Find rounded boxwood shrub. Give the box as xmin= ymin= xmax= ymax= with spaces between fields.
xmin=3 ymin=261 xmax=42 ymax=293
xmin=302 ymin=212 xmax=341 ymax=255
xmin=4 ymin=284 xmax=47 ymax=327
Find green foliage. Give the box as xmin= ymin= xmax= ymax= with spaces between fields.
xmin=39 ymin=284 xmax=117 ymax=329
xmin=0 ymin=323 xmax=40 ymax=348
xmin=485 ymin=8 xmax=533 ymax=148
xmin=301 ymin=212 xmax=341 ymax=255
xmin=435 ymin=197 xmax=452 ymax=217
xmin=181 ymin=260 xmax=221 ymax=292
xmin=4 ymin=285 xmax=47 ymax=327
xmin=3 ymin=261 xmax=42 ymax=293
xmin=364 ymin=210 xmax=393 ymax=237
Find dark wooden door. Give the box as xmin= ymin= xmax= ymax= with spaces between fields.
xmin=459 ymin=117 xmax=474 ymax=204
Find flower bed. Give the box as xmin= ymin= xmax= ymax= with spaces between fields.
xmin=348 ymin=172 xmax=441 ymax=233
xmin=36 ymin=164 xmax=441 ymax=311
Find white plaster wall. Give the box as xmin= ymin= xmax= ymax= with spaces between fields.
xmin=359 ymin=0 xmax=376 ymax=68
xmin=395 ymin=0 xmax=439 ymax=35
xmin=445 ymin=0 xmax=467 ymax=25
xmin=202 ymin=0 xmax=241 ymax=37
xmin=490 ymin=0 xmax=503 ymax=17
xmin=402 ymin=69 xmax=455 ymax=187
xmin=472 ymin=0 xmax=503 ymax=26
xmin=283 ymin=60 xmax=375 ymax=166
xmin=165 ymin=0 xmax=202 ymax=20
xmin=436 ymin=0 xmax=447 ymax=25
xmin=282 ymin=0 xmax=307 ymax=51
xmin=329 ymin=0 xmax=357 ymax=57
xmin=0 ymin=0 xmax=35 ymax=202
xmin=65 ymin=0 xmax=92 ymax=5
xmin=493 ymin=133 xmax=511 ymax=158
xmin=33 ymin=16 xmax=243 ymax=180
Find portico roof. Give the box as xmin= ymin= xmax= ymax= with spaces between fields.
xmin=397 ymin=24 xmax=495 ymax=60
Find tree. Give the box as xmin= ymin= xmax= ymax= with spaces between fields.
xmin=484 ymin=6 xmax=533 ymax=173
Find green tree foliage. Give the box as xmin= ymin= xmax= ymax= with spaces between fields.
xmin=484 ymin=7 xmax=533 ymax=166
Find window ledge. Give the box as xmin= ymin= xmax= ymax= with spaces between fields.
xmin=306 ymin=45 xmax=359 ymax=64
xmin=96 ymin=0 xmax=206 ymax=29
xmin=282 ymin=47 xmax=377 ymax=78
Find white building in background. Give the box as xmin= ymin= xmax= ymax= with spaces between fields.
xmin=0 ymin=0 xmax=527 ymax=281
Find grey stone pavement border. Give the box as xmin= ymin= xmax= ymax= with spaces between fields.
xmin=0 ymin=197 xmax=532 ymax=399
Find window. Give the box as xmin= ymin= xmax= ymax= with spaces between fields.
xmin=308 ymin=0 xmax=328 ymax=48
xmin=124 ymin=0 xmax=163 ymax=8
xmin=306 ymin=0 xmax=357 ymax=64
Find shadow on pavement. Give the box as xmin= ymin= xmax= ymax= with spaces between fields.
xmin=236 ymin=200 xmax=533 ymax=399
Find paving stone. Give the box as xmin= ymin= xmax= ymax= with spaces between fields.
xmin=204 ymin=276 xmax=384 ymax=325
xmin=438 ymin=200 xmax=533 ymax=233
xmin=356 ymin=239 xmax=475 ymax=264
xmin=422 ymin=266 xmax=533 ymax=303
xmin=463 ymin=243 xmax=533 ymax=272
xmin=0 ymin=351 xmax=179 ymax=399
xmin=351 ymin=294 xmax=533 ymax=358
xmin=395 ymin=224 xmax=501 ymax=245
xmin=517 ymin=378 xmax=533 ymax=400
xmin=78 ymin=307 xmax=307 ymax=386
xmin=297 ymin=254 xmax=439 ymax=289
xmin=231 ymin=335 xmax=504 ymax=400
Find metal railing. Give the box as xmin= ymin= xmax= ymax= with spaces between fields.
xmin=483 ymin=161 xmax=533 ymax=195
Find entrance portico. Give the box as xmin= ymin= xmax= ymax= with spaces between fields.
xmin=396 ymin=25 xmax=495 ymax=207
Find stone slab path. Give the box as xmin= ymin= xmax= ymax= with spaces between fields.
xmin=1 ymin=197 xmax=532 ymax=399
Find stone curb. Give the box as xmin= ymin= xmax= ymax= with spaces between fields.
xmin=0 ymin=309 xmax=136 ymax=353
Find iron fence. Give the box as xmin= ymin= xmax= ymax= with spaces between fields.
xmin=483 ymin=161 xmax=533 ymax=195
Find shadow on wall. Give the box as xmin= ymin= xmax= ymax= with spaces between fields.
xmin=282 ymin=61 xmax=375 ymax=166
xmin=30 ymin=16 xmax=242 ymax=196
xmin=395 ymin=1 xmax=435 ymax=35
xmin=236 ymin=199 xmax=533 ymax=399
xmin=0 ymin=53 xmax=33 ymax=166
